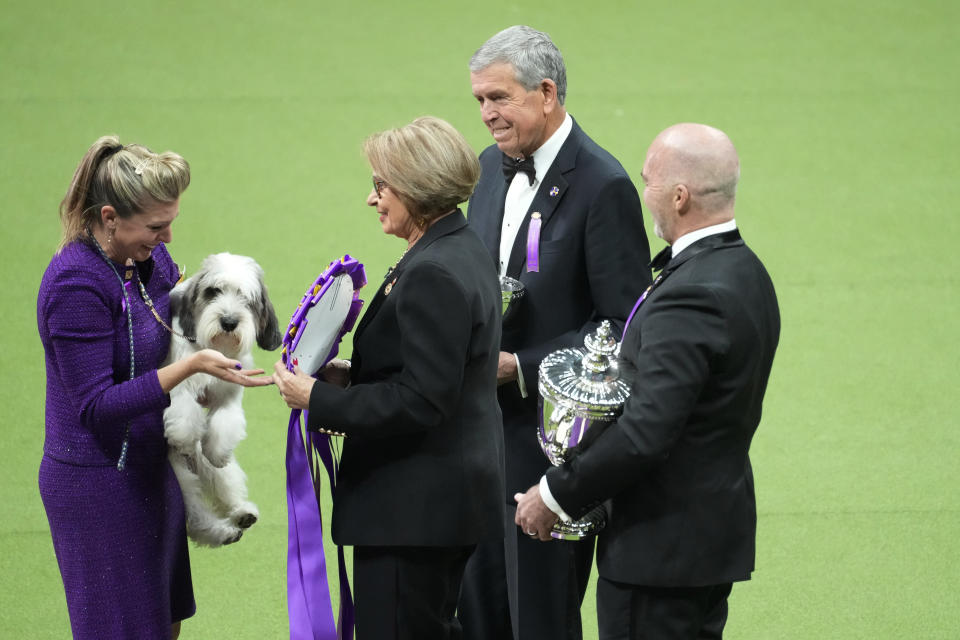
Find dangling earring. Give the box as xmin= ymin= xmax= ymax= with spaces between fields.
xmin=107 ymin=226 xmax=115 ymax=245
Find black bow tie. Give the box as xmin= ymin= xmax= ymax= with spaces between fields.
xmin=649 ymin=245 xmax=673 ymax=272
xmin=502 ymin=154 xmax=536 ymax=186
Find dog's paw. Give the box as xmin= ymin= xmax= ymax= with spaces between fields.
xmin=166 ymin=433 xmax=200 ymax=457
xmin=223 ymin=528 xmax=244 ymax=545
xmin=171 ymin=440 xmax=203 ymax=468
xmin=163 ymin=406 xmax=204 ymax=449
xmin=201 ymin=440 xmax=233 ymax=468
xmin=204 ymin=450 xmax=232 ymax=469
xmin=235 ymin=512 xmax=258 ymax=529
xmin=186 ymin=521 xmax=244 ymax=548
xmin=165 ymin=434 xmax=191 ymax=452
xmin=230 ymin=502 xmax=259 ymax=529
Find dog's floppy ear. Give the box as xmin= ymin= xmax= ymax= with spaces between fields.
xmin=255 ymin=275 xmax=282 ymax=351
xmin=176 ymin=274 xmax=200 ymax=340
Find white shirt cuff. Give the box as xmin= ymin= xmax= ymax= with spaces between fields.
xmin=539 ymin=475 xmax=572 ymax=523
xmin=514 ymin=353 xmax=528 ymax=399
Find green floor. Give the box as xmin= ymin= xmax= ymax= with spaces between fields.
xmin=2 ymin=0 xmax=958 ymax=637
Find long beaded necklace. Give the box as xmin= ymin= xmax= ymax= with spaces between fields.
xmin=87 ymin=230 xmax=135 ymax=470
xmin=136 ymin=278 xmax=195 ymax=342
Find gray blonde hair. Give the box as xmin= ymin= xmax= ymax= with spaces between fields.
xmin=58 ymin=135 xmax=190 ymax=251
xmin=364 ymin=116 xmax=480 ymax=227
xmin=470 ymin=25 xmax=567 ymax=105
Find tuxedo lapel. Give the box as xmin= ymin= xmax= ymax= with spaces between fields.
xmin=662 ymin=229 xmax=744 ymax=278
xmin=505 ymin=123 xmax=583 ymax=278
xmin=623 ymin=230 xmax=746 ymax=355
xmin=470 ymin=163 xmax=508 ymax=266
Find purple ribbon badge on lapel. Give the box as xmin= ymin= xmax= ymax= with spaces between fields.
xmin=282 ymin=255 xmax=366 ymax=640
xmin=526 ymin=212 xmax=542 ymax=273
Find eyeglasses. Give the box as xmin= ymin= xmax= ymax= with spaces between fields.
xmin=372 ymin=177 xmax=387 ymax=199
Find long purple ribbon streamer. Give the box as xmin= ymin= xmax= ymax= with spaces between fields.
xmin=526 ymin=213 xmax=542 ymax=273
xmin=308 ymin=427 xmax=355 ymax=636
xmin=285 ymin=256 xmax=365 ymax=640
xmin=286 ymin=409 xmax=337 ymax=639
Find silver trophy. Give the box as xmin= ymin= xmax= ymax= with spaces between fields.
xmin=537 ymin=320 xmax=630 ymax=539
xmin=499 ymin=275 xmax=525 ymax=316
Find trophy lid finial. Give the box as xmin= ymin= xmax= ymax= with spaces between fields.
xmin=538 ymin=321 xmax=630 ymax=419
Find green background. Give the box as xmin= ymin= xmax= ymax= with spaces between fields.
xmin=2 ymin=0 xmax=958 ymax=637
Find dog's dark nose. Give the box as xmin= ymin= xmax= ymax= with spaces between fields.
xmin=220 ymin=317 xmax=239 ymax=332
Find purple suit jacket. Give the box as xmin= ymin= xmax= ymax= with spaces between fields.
xmin=37 ymin=241 xmax=179 ymax=466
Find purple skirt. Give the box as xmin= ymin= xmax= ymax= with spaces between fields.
xmin=39 ymin=453 xmax=195 ymax=638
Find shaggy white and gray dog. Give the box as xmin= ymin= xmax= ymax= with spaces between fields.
xmin=163 ymin=252 xmax=282 ymax=547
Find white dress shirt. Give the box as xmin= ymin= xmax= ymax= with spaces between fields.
xmin=670 ymin=219 xmax=738 ymax=257
xmin=498 ymin=114 xmax=573 ymax=276
xmin=500 ymin=114 xmax=573 ymax=399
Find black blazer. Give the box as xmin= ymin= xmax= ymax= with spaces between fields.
xmin=307 ymin=210 xmax=505 ymax=547
xmin=546 ymin=230 xmax=781 ymax=587
xmin=467 ymin=118 xmax=652 ymax=499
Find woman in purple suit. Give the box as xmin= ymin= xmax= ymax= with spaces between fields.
xmin=37 ymin=136 xmax=270 ymax=639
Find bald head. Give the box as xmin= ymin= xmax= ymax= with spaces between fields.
xmin=649 ymin=123 xmax=739 ymax=208
xmin=641 ymin=123 xmax=740 ymax=243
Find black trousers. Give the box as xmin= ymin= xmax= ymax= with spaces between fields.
xmin=597 ymin=577 xmax=733 ymax=640
xmin=353 ymin=544 xmax=475 ymax=640
xmin=458 ymin=504 xmax=595 ymax=640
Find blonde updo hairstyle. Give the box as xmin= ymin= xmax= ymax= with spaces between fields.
xmin=58 ymin=135 xmax=190 ymax=251
xmin=363 ymin=116 xmax=480 ymax=229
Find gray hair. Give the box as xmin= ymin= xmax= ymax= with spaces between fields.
xmin=470 ymin=25 xmax=567 ymax=105
xmin=364 ymin=116 xmax=481 ymax=226
xmin=58 ymin=135 xmax=190 ymax=251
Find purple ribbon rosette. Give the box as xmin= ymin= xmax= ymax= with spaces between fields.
xmin=282 ymin=255 xmax=366 ymax=640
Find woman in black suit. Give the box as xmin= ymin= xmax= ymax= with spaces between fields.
xmin=274 ymin=116 xmax=505 ymax=639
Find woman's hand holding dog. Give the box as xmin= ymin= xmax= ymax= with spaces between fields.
xmin=158 ymin=348 xmax=272 ymax=393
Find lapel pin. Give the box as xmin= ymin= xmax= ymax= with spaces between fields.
xmin=549 ymin=186 xmax=559 ymax=197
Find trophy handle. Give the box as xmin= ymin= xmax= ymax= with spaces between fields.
xmin=552 ymin=405 xmax=572 ymax=452
xmin=538 ymin=402 xmax=571 ymax=466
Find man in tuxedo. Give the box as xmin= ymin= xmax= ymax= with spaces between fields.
xmin=458 ymin=25 xmax=652 ymax=640
xmin=516 ymin=123 xmax=781 ymax=639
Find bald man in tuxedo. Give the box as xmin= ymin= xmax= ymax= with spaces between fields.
xmin=517 ymin=123 xmax=781 ymax=640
